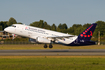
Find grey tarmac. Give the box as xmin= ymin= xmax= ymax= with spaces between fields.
xmin=0 ymin=49 xmax=105 ymax=56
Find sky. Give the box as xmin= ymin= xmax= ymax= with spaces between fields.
xmin=0 ymin=0 xmax=105 ymax=27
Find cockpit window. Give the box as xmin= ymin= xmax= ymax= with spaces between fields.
xmin=11 ymin=25 xmax=16 ymax=27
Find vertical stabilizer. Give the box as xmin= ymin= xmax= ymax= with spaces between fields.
xmin=78 ymin=23 xmax=97 ymax=40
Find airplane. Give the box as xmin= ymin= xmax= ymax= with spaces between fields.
xmin=4 ymin=23 xmax=97 ymax=48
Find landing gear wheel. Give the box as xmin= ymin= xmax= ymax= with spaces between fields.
xmin=44 ymin=44 xmax=47 ymax=48
xmin=49 ymin=44 xmax=53 ymax=48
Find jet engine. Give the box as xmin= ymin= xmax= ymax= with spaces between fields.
xmin=36 ymin=37 xmax=51 ymax=43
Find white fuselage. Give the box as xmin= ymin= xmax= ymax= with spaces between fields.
xmin=4 ymin=24 xmax=77 ymax=44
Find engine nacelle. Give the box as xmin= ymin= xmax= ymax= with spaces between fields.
xmin=29 ymin=38 xmax=36 ymax=43
xmin=36 ymin=37 xmax=51 ymax=43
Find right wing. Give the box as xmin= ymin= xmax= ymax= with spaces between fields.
xmin=46 ymin=35 xmax=74 ymax=39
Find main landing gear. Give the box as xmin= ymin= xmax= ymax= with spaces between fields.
xmin=44 ymin=44 xmax=53 ymax=48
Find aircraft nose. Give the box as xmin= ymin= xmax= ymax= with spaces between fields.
xmin=4 ymin=28 xmax=9 ymax=32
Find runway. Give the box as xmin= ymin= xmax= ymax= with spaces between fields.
xmin=0 ymin=49 xmax=105 ymax=56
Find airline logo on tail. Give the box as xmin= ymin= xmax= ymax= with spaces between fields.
xmin=80 ymin=24 xmax=93 ymax=38
xmin=78 ymin=23 xmax=97 ymax=40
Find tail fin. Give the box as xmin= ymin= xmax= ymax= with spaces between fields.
xmin=78 ymin=23 xmax=97 ymax=40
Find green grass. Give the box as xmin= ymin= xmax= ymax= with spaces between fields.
xmin=0 ymin=57 xmax=105 ymax=70
xmin=0 ymin=44 xmax=105 ymax=50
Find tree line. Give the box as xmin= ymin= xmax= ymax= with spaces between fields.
xmin=1 ymin=17 xmax=105 ymax=41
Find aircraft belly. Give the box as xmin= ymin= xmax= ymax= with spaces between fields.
xmin=57 ymin=39 xmax=73 ymax=44
xmin=57 ymin=36 xmax=78 ymax=44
